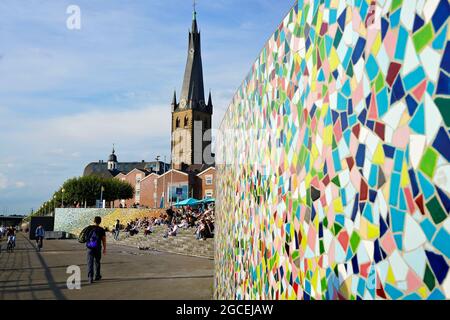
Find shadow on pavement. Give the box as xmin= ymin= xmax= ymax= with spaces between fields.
xmin=22 ymin=235 xmax=67 ymax=300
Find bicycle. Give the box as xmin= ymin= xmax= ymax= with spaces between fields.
xmin=6 ymin=236 xmax=15 ymax=253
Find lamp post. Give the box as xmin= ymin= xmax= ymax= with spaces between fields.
xmin=100 ymin=186 xmax=104 ymax=208
xmin=155 ymin=156 xmax=161 ymax=208
xmin=164 ymin=155 xmax=168 ymax=208
xmin=61 ymin=188 xmax=65 ymax=208
xmin=53 ymin=195 xmax=56 ymax=217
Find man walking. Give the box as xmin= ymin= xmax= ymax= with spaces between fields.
xmin=35 ymin=224 xmax=45 ymax=252
xmin=114 ymin=219 xmax=120 ymax=241
xmin=86 ymin=216 xmax=106 ymax=284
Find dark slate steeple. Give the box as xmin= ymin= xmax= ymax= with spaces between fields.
xmin=171 ymin=90 xmax=178 ymax=111
xmin=179 ymin=8 xmax=206 ymax=111
xmin=207 ymin=90 xmax=213 ymax=113
xmin=192 ymin=10 xmax=199 ymax=33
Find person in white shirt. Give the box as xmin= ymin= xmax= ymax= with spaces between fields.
xmin=144 ymin=224 xmax=153 ymax=236
xmin=168 ymin=224 xmax=178 ymax=237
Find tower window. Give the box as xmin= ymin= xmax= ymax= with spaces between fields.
xmin=184 ymin=116 xmax=189 ymax=127
xmin=176 ymin=118 xmax=180 ymax=128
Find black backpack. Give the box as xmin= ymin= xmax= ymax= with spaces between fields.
xmin=78 ymin=225 xmax=95 ymax=244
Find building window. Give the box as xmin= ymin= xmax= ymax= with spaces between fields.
xmin=205 ymin=190 xmax=213 ymax=198
xmin=184 ymin=116 xmax=189 ymax=127
xmin=135 ymin=190 xmax=140 ymax=202
xmin=176 ymin=118 xmax=180 ymax=128
xmin=205 ymin=175 xmax=213 ymax=185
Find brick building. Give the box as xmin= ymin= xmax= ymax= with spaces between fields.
xmin=196 ymin=167 xmax=216 ymax=199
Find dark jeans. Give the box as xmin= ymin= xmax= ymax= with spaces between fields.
xmin=36 ymin=236 xmax=43 ymax=250
xmin=87 ymin=248 xmax=102 ymax=280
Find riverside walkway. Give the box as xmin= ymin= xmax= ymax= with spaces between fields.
xmin=0 ymin=233 xmax=213 ymax=300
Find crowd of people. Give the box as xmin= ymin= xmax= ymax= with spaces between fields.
xmin=111 ymin=204 xmax=215 ymax=241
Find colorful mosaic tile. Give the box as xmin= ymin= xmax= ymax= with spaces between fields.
xmin=54 ymin=208 xmax=164 ymax=236
xmin=215 ymin=0 xmax=450 ymax=300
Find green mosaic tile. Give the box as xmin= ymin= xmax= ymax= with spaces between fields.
xmin=350 ymin=232 xmax=361 ymax=252
xmin=424 ymin=264 xmax=436 ymax=291
xmin=426 ymin=196 xmax=447 ymax=224
xmin=332 ymin=175 xmax=341 ymax=187
xmin=333 ymin=223 xmax=343 ymax=235
xmin=435 ymin=98 xmax=450 ymax=127
xmin=375 ymin=73 xmax=385 ymax=92
xmin=391 ymin=0 xmax=403 ymax=11
xmin=419 ymin=147 xmax=438 ymax=178
xmin=413 ymin=23 xmax=434 ymax=52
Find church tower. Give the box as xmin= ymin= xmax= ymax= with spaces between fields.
xmin=107 ymin=145 xmax=118 ymax=171
xmin=171 ymin=8 xmax=213 ymax=171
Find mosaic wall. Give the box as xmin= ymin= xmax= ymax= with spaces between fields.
xmin=54 ymin=208 xmax=163 ymax=236
xmin=215 ymin=0 xmax=450 ymax=300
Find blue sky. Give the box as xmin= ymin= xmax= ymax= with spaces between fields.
xmin=0 ymin=0 xmax=293 ymax=214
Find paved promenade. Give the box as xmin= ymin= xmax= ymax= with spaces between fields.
xmin=0 ymin=233 xmax=213 ymax=300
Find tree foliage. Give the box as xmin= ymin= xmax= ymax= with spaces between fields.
xmin=33 ymin=176 xmax=134 ymax=216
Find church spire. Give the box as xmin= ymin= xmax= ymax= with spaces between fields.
xmin=192 ymin=1 xmax=198 ymax=34
xmin=207 ymin=90 xmax=213 ymax=107
xmin=180 ymin=4 xmax=205 ymax=110
xmin=171 ymin=90 xmax=178 ymax=112
xmin=172 ymin=90 xmax=177 ymax=105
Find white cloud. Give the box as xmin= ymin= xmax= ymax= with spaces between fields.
xmin=15 ymin=181 xmax=26 ymax=188
xmin=25 ymin=104 xmax=170 ymax=144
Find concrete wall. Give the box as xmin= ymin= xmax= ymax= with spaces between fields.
xmin=215 ymin=0 xmax=449 ymax=300
xmin=54 ymin=208 xmax=164 ymax=236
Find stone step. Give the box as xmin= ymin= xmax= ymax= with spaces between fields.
xmin=107 ymin=229 xmax=214 ymax=259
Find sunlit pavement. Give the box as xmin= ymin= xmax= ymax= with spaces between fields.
xmin=0 ymin=233 xmax=213 ymax=300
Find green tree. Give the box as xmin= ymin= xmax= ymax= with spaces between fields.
xmin=33 ymin=176 xmax=134 ymax=215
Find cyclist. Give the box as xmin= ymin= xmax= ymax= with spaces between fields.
xmin=6 ymin=226 xmax=16 ymax=252
xmin=35 ymin=225 xmax=45 ymax=252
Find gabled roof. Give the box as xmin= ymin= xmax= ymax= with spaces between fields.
xmin=197 ymin=166 xmax=216 ymax=176
xmin=141 ymin=173 xmax=160 ymax=182
xmin=157 ymin=169 xmax=189 ymax=180
xmin=125 ymin=168 xmax=147 ymax=177
xmin=185 ymin=163 xmax=214 ymax=174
